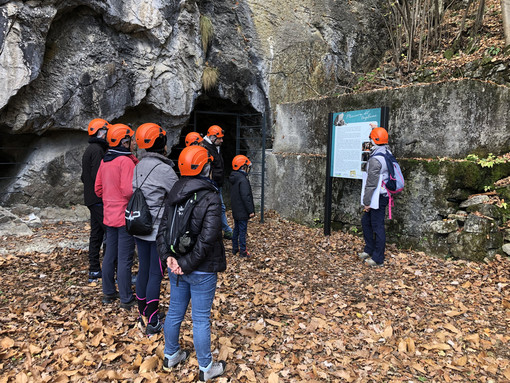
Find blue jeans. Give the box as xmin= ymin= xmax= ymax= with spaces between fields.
xmin=102 ymin=226 xmax=134 ymax=303
xmin=219 ymin=188 xmax=232 ymax=233
xmin=164 ymin=272 xmax=217 ymax=368
xmin=361 ymin=196 xmax=389 ymax=264
xmin=232 ymin=219 xmax=248 ymax=252
xmin=135 ymin=238 xmax=164 ymax=323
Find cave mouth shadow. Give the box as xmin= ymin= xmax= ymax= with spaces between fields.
xmin=0 ymin=132 xmax=39 ymax=204
xmin=168 ymin=99 xmax=267 ymax=212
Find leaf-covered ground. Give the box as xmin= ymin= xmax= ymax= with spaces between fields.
xmin=1 ymin=211 xmax=510 ymax=382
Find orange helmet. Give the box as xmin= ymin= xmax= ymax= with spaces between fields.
xmin=207 ymin=125 xmax=224 ymax=138
xmin=107 ymin=123 xmax=134 ymax=147
xmin=178 ymin=146 xmax=213 ymax=176
xmin=88 ymin=118 xmax=109 ymax=135
xmin=136 ymin=123 xmax=166 ymax=149
xmin=232 ymin=155 xmax=251 ymax=170
xmin=369 ymin=127 xmax=388 ymax=145
xmin=185 ymin=132 xmax=203 ymax=147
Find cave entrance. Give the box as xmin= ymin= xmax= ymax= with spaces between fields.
xmin=169 ymin=110 xmax=267 ymax=223
xmin=0 ymin=133 xmax=38 ymax=205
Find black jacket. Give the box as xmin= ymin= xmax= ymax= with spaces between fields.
xmin=229 ymin=170 xmax=255 ymax=220
xmin=81 ymin=138 xmax=108 ymax=206
xmin=157 ymin=176 xmax=226 ymax=274
xmin=202 ymin=140 xmax=224 ymax=187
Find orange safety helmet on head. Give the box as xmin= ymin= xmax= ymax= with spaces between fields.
xmin=107 ymin=124 xmax=134 ymax=147
xmin=207 ymin=125 xmax=224 ymax=138
xmin=185 ymin=132 xmax=203 ymax=147
xmin=178 ymin=146 xmax=213 ymax=176
xmin=136 ymin=123 xmax=166 ymax=149
xmin=369 ymin=127 xmax=389 ymax=145
xmin=88 ymin=118 xmax=109 ymax=136
xmin=232 ymin=155 xmax=251 ymax=171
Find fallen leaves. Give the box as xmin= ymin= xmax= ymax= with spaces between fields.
xmin=0 ymin=213 xmax=510 ymax=382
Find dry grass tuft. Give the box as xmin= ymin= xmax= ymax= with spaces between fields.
xmin=202 ymin=66 xmax=219 ymax=91
xmin=200 ymin=15 xmax=213 ymax=54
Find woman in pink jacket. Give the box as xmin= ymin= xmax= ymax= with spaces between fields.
xmin=95 ymin=124 xmax=137 ymax=309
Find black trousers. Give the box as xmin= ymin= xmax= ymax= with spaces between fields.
xmin=87 ymin=203 xmax=106 ymax=273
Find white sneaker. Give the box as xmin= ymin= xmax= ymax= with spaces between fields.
xmin=365 ymin=258 xmax=383 ymax=267
xmin=358 ymin=252 xmax=371 ymax=260
xmin=163 ymin=349 xmax=190 ymax=371
xmin=199 ymin=360 xmax=226 ymax=381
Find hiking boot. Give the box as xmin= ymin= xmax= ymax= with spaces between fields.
xmin=163 ymin=349 xmax=190 ymax=371
xmin=88 ymin=270 xmax=102 ymax=283
xmin=358 ymin=252 xmax=371 ymax=260
xmin=365 ymin=258 xmax=383 ymax=267
xmin=146 ymin=321 xmax=163 ymax=336
xmin=239 ymin=250 xmax=250 ymax=258
xmin=199 ymin=361 xmax=227 ymax=381
xmin=232 ymin=248 xmax=239 ymax=255
xmin=102 ymin=292 xmax=119 ymax=304
xmin=120 ymin=297 xmax=136 ymax=310
xmin=223 ymin=231 xmax=233 ymax=240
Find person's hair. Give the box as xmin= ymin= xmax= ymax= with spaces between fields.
xmin=146 ymin=135 xmax=167 ymax=153
xmin=200 ymin=163 xmax=211 ymax=177
xmin=121 ymin=137 xmax=131 ymax=146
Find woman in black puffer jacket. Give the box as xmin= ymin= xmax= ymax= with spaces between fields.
xmin=156 ymin=145 xmax=227 ymax=382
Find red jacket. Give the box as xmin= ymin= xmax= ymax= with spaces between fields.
xmin=95 ymin=155 xmax=135 ymax=227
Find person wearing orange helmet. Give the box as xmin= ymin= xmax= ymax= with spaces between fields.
xmin=229 ymin=155 xmax=255 ymax=257
xmin=81 ymin=118 xmax=110 ymax=283
xmin=185 ymin=132 xmax=203 ymax=147
xmin=156 ymin=145 xmax=227 ymax=381
xmin=132 ymin=123 xmax=178 ymax=336
xmin=95 ymin=123 xmax=137 ymax=309
xmin=359 ymin=126 xmax=391 ymax=267
xmin=202 ymin=125 xmax=234 ymax=239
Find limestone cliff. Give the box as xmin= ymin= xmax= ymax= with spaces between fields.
xmin=0 ymin=0 xmax=387 ymax=206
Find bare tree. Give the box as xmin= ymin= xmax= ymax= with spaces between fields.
xmin=503 ymin=0 xmax=510 ymax=46
xmin=471 ymin=0 xmax=486 ymax=39
xmin=384 ymin=0 xmax=445 ymax=70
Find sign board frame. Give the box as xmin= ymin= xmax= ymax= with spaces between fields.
xmin=324 ymin=107 xmax=389 ymax=235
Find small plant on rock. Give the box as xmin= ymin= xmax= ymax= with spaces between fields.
xmin=200 ymin=15 xmax=213 ymax=54
xmin=202 ymin=65 xmax=219 ymax=91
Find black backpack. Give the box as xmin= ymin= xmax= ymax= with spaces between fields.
xmin=158 ymin=190 xmax=209 ymax=258
xmin=125 ymin=164 xmax=162 ymax=236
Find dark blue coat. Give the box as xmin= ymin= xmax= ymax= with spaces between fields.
xmin=229 ymin=170 xmax=254 ymax=221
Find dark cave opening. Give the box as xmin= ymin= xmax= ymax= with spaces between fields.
xmin=167 ymin=97 xmax=269 ymax=212
xmin=0 ymin=132 xmax=39 ymax=204
xmin=168 ymin=97 xmax=264 ymax=177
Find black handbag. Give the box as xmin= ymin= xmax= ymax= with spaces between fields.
xmin=125 ymin=164 xmax=162 ymax=235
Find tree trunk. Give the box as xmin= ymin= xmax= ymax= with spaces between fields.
xmin=502 ymin=0 xmax=510 ymax=46
xmin=471 ymin=0 xmax=485 ymax=39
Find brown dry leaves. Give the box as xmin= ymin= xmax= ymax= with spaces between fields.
xmin=1 ymin=212 xmax=510 ymax=382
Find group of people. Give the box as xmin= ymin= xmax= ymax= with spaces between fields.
xmin=80 ymin=116 xmax=394 ymax=380
xmin=81 ymin=120 xmax=255 ymax=381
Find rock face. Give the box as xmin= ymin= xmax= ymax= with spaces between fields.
xmin=0 ymin=0 xmax=388 ymax=206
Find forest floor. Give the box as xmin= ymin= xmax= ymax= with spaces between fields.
xmin=1 ymin=211 xmax=510 ymax=383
